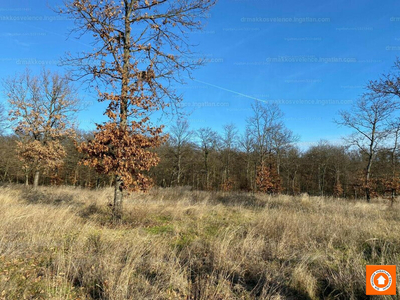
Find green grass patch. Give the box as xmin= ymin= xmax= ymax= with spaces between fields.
xmin=145 ymin=224 xmax=174 ymax=235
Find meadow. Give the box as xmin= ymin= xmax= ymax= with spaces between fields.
xmin=0 ymin=185 xmax=398 ymax=299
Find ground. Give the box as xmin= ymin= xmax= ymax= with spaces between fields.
xmin=0 ymin=185 xmax=398 ymax=299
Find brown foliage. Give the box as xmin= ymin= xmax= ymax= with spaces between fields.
xmin=333 ymin=180 xmax=343 ymax=198
xmin=17 ymin=140 xmax=66 ymax=172
xmin=256 ymin=164 xmax=281 ymax=194
xmin=220 ymin=178 xmax=235 ymax=192
xmin=382 ymin=175 xmax=400 ymax=192
xmin=60 ymin=0 xmax=215 ymax=217
xmin=78 ymin=121 xmax=166 ymax=191
xmin=4 ymin=69 xmax=78 ymax=184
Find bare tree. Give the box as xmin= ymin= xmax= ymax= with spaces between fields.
xmin=384 ymin=118 xmax=400 ymax=204
xmin=60 ymin=0 xmax=215 ymax=220
xmin=271 ymin=126 xmax=296 ymax=175
xmin=4 ymin=69 xmax=79 ymax=188
xmin=238 ymin=127 xmax=254 ymax=190
xmin=337 ymin=95 xmax=398 ymax=202
xmin=197 ymin=127 xmax=218 ymax=190
xmin=221 ymin=123 xmax=238 ymax=181
xmin=246 ymin=101 xmax=288 ymax=193
xmin=281 ymin=147 xmax=301 ymax=195
xmin=247 ymin=102 xmax=283 ymax=165
xmin=169 ymin=119 xmax=193 ymax=185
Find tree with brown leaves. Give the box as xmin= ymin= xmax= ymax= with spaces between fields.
xmin=333 ymin=178 xmax=343 ymax=198
xmin=256 ymin=163 xmax=281 ymax=194
xmin=60 ymin=0 xmax=215 ymax=220
xmin=4 ymin=69 xmax=79 ymax=188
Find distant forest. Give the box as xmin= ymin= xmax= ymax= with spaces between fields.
xmin=1 ymin=81 xmax=400 ymax=201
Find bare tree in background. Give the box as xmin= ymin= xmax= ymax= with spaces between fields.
xmin=271 ymin=126 xmax=297 ymax=176
xmin=337 ymin=95 xmax=398 ymax=202
xmin=169 ymin=119 xmax=193 ymax=185
xmin=197 ymin=127 xmax=218 ymax=190
xmin=239 ymin=127 xmax=254 ymax=191
xmin=221 ymin=123 xmax=238 ymax=189
xmin=60 ymin=0 xmax=215 ymax=221
xmin=282 ymin=147 xmax=301 ymax=195
xmin=247 ymin=101 xmax=288 ymax=193
xmin=247 ymin=102 xmax=282 ymax=166
xmin=4 ymin=69 xmax=79 ymax=188
xmin=384 ymin=118 xmax=400 ymax=205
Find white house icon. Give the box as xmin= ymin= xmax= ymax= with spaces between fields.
xmin=377 ymin=275 xmax=386 ymax=285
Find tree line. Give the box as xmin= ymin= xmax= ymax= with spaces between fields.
xmin=1 ymin=0 xmax=400 ymax=222
xmin=2 ymin=57 xmax=400 ymax=204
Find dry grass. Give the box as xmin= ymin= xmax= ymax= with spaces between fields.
xmin=0 ymin=185 xmax=399 ymax=299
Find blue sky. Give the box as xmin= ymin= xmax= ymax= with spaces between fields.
xmin=1 ymin=0 xmax=400 ymax=149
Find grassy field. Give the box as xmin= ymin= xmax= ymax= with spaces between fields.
xmin=0 ymin=185 xmax=398 ymax=299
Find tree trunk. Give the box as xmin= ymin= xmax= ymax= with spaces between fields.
xmin=177 ymin=151 xmax=182 ymax=185
xmin=365 ymin=187 xmax=371 ymax=203
xmin=390 ymin=129 xmax=398 ymax=207
xmin=276 ymin=153 xmax=280 ymax=176
xmin=366 ymin=157 xmax=372 ymax=203
xmin=3 ymin=164 xmax=9 ymax=182
xmin=74 ymin=169 xmax=78 ymax=186
xmin=245 ymin=154 xmax=250 ymax=190
xmin=33 ymin=170 xmax=39 ymax=189
xmin=25 ymin=172 xmax=29 ymax=186
xmin=112 ymin=3 xmax=132 ymax=221
xmin=192 ymin=168 xmax=195 ymax=188
xmin=253 ymin=161 xmax=258 ymax=192
xmin=204 ymin=150 xmax=209 ymax=190
xmin=291 ymin=170 xmax=297 ymax=195
xmin=391 ymin=189 xmax=395 ymax=207
xmin=113 ymin=175 xmax=123 ymax=222
xmin=365 ymin=123 xmax=376 ymax=203
xmin=226 ymin=150 xmax=230 ymax=179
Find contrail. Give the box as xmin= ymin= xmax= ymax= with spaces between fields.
xmin=188 ymin=77 xmax=268 ymax=103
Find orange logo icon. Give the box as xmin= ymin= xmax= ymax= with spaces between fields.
xmin=366 ymin=265 xmax=396 ymax=295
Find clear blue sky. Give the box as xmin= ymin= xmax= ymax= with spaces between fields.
xmin=1 ymin=0 xmax=400 ymax=149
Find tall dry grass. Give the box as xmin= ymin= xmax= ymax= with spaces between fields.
xmin=0 ymin=185 xmax=398 ymax=299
